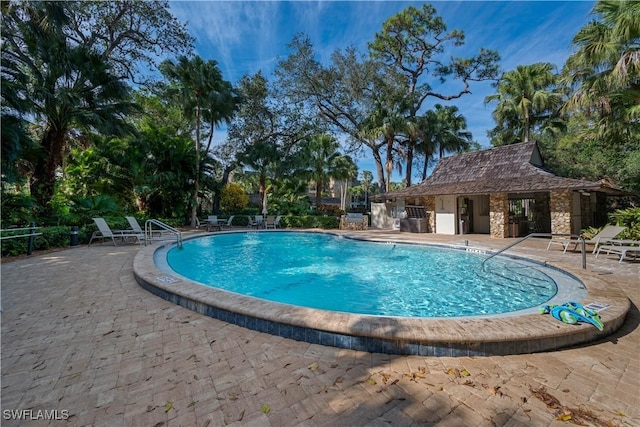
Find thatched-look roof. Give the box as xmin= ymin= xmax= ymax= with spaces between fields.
xmin=384 ymin=142 xmax=623 ymax=198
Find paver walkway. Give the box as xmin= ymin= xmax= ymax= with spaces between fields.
xmin=1 ymin=232 xmax=639 ymax=426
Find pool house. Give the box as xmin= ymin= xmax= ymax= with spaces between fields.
xmin=373 ymin=141 xmax=624 ymax=238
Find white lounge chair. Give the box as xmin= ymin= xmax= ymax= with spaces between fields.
xmin=89 ymin=218 xmax=144 ymax=246
xmin=126 ymin=216 xmax=144 ymax=233
xmin=548 ymin=225 xmax=627 ymax=254
xmin=596 ymin=241 xmax=640 ymax=263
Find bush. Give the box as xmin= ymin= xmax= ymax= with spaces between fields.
xmin=220 ymin=183 xmax=249 ymax=214
xmin=316 ymin=204 xmax=343 ymax=216
xmin=609 ymin=207 xmax=640 ymax=240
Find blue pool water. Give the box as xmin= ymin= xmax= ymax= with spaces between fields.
xmin=164 ymin=232 xmax=571 ymax=318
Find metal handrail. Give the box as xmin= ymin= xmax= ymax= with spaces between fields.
xmin=0 ymin=223 xmax=42 ymax=255
xmin=481 ymin=232 xmax=586 ymax=270
xmin=144 ymin=219 xmax=182 ymax=248
xmin=0 ymin=227 xmax=43 ymax=240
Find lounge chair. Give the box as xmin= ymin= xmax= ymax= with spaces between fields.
xmin=126 ymin=216 xmax=144 ymax=233
xmin=89 ymin=217 xmax=144 ymax=246
xmin=274 ymin=215 xmax=282 ymax=229
xmin=595 ymin=241 xmax=640 ymax=263
xmin=548 ymin=225 xmax=627 ymax=254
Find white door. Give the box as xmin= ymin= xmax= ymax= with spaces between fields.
xmin=435 ymin=195 xmax=456 ymax=234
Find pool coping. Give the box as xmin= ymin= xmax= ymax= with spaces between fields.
xmin=133 ymin=230 xmax=631 ymax=356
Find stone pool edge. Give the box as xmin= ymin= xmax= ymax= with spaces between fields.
xmin=133 ymin=231 xmax=630 ymax=357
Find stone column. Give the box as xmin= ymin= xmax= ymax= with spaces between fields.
xmin=550 ymin=189 xmax=573 ymax=235
xmin=424 ymin=196 xmax=436 ymax=233
xmin=489 ymin=193 xmax=509 ymax=238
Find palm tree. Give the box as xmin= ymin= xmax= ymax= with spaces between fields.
xmin=2 ymin=2 xmax=137 ymax=215
xmin=435 ymin=105 xmax=471 ymax=157
xmin=485 ymin=63 xmax=564 ymax=144
xmin=331 ymin=155 xmax=358 ymax=211
xmin=299 ymin=134 xmax=342 ymax=209
xmin=563 ymin=0 xmax=640 ymax=122
xmin=160 ymin=56 xmax=237 ymax=226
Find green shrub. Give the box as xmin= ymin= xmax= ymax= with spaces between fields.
xmin=608 ymin=207 xmax=640 ymax=240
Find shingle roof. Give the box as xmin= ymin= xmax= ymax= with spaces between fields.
xmin=384 ymin=142 xmax=623 ymax=198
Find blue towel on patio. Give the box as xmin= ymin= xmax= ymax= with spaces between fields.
xmin=539 ymin=302 xmax=604 ymax=331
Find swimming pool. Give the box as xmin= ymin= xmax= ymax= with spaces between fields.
xmin=163 ymin=231 xmax=582 ymax=318
xmin=135 ymin=230 xmax=627 ymax=356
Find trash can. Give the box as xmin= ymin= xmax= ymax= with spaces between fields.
xmin=70 ymin=226 xmax=79 ymax=247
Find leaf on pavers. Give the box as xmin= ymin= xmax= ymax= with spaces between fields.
xmin=556 ymin=409 xmax=572 ymax=422
xmin=460 ymin=369 xmax=471 ymax=377
xmin=283 ymin=363 xmax=291 ymax=368
xmin=228 ymin=392 xmax=240 ymax=401
xmin=463 ymin=380 xmax=474 ymax=387
xmin=613 ymin=409 xmax=627 ymax=417
xmin=261 ymin=405 xmax=271 ymax=413
xmin=164 ymin=402 xmax=173 ymax=413
xmin=146 ymin=405 xmax=155 ymax=413
xmin=193 ymin=374 xmax=199 ymax=380
xmin=153 ymin=422 xmax=165 ymax=427
xmin=333 ymin=376 xmax=344 ymax=386
xmin=187 ymin=401 xmax=198 ymax=408
xmin=307 ymin=362 xmax=319 ymax=371
xmin=238 ymin=410 xmax=245 ymax=421
xmin=376 ymin=371 xmax=394 ymax=384
xmin=330 ymin=363 xmax=339 ymax=368
xmin=323 ymin=385 xmax=329 ymax=393
xmin=367 ymin=378 xmax=377 ymax=385
xmin=483 ymin=385 xmax=503 ymax=397
xmin=562 ymin=389 xmax=570 ymax=393
xmin=529 ymin=386 xmax=561 ymax=409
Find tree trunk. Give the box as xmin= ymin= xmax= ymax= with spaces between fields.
xmin=405 ymin=137 xmax=415 ymax=187
xmin=371 ymin=148 xmax=386 ymax=193
xmin=190 ymin=104 xmax=201 ymax=227
xmin=212 ymin=164 xmax=236 ymax=213
xmin=385 ymin=135 xmax=394 ymax=193
xmin=30 ymin=125 xmax=66 ymax=216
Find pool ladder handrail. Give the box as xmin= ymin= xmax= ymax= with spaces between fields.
xmin=144 ymin=219 xmax=183 ymax=248
xmin=481 ymin=233 xmax=586 ymax=271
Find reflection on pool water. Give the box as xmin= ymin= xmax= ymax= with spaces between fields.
xmin=164 ymin=232 xmax=585 ymax=318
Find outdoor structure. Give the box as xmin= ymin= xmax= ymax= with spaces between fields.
xmin=376 ymin=142 xmax=624 ymax=238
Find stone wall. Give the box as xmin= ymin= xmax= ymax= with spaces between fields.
xmin=550 ymin=189 xmax=573 ymax=235
xmin=489 ymin=193 xmax=509 ymax=238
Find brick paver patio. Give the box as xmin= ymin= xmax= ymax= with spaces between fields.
xmin=1 ymin=231 xmax=638 ymax=426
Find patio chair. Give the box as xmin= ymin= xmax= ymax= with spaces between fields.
xmin=220 ymin=215 xmax=234 ymax=230
xmin=205 ymin=215 xmax=220 ymax=232
xmin=89 ymin=218 xmax=144 ymax=246
xmin=547 ymin=225 xmax=627 ymax=254
xmin=595 ymin=241 xmax=640 ymax=263
xmin=274 ymin=215 xmax=282 ymax=229
xmin=265 ymin=215 xmax=277 ymax=229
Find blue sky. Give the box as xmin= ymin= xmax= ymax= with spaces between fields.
xmin=168 ymin=0 xmax=595 ymax=177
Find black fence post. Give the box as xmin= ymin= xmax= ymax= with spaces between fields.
xmin=27 ymin=222 xmax=35 ymax=255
